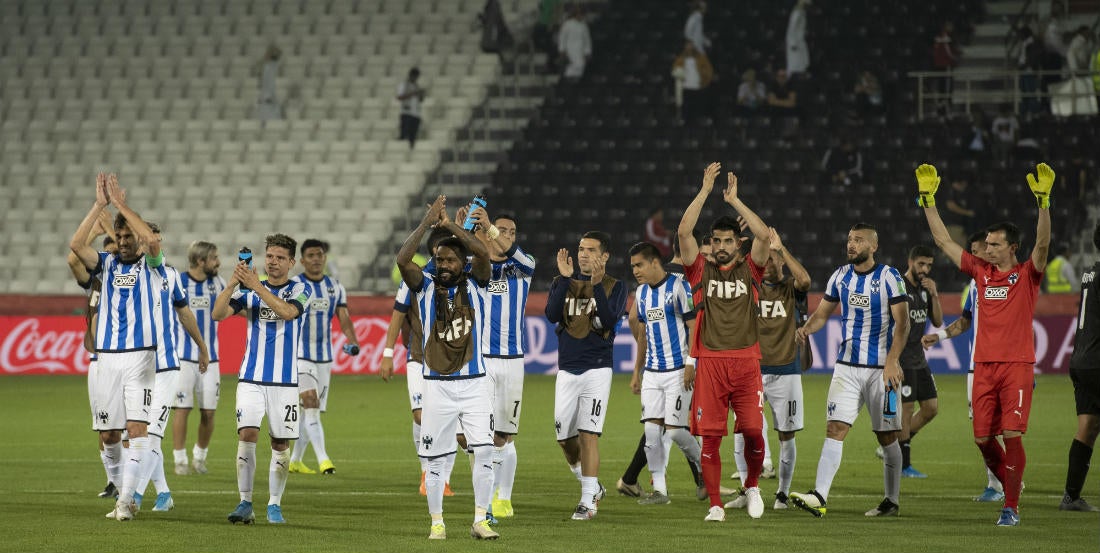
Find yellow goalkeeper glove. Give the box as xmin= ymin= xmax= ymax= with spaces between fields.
xmin=914 ymin=164 xmax=940 ymax=208
xmin=1025 ymin=162 xmax=1055 ymax=209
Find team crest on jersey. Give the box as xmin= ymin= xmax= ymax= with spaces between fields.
xmin=984 ymin=286 xmax=1009 ymax=300
xmin=259 ymin=307 xmax=280 ymax=320
xmin=870 ymin=278 xmax=880 ymax=289
xmin=161 ymin=278 xmax=169 ymax=291
xmin=112 ymin=274 xmax=138 ymax=288
xmin=1008 ymin=273 xmax=1019 ymax=285
xmin=487 ymin=280 xmax=509 ymax=294
xmin=327 ymin=286 xmax=335 ymax=295
xmin=848 ymin=293 xmax=871 ymax=308
xmin=190 ymin=296 xmax=210 ymax=309
xmin=208 ymin=283 xmax=217 ymax=293
xmin=281 ymin=289 xmax=294 ymax=300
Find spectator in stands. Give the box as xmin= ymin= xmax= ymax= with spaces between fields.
xmin=1041 ymin=6 xmax=1068 ymax=92
xmin=254 ymin=45 xmax=282 ymax=122
xmin=819 ymin=138 xmax=863 ymax=187
xmin=671 ymin=41 xmax=714 ymax=124
xmin=786 ymin=0 xmax=811 ymax=77
xmin=736 ymin=69 xmax=768 ymax=114
xmin=1066 ymin=26 xmax=1092 ymax=76
xmin=684 ymin=1 xmax=710 ymax=53
xmin=852 ymin=69 xmax=884 ymax=118
xmin=1045 ymin=244 xmax=1077 ymax=294
xmin=478 ymin=0 xmax=513 ymax=54
xmin=558 ymin=5 xmax=592 ymax=82
xmin=766 ymin=68 xmax=798 ymax=115
xmin=396 ymin=68 xmax=426 ymax=149
xmin=990 ymin=104 xmax=1019 ymax=164
xmin=534 ymin=0 xmax=564 ymax=73
xmin=961 ymin=111 xmax=991 ymax=161
xmin=941 ymin=175 xmax=978 ymax=247
xmin=1011 ymin=25 xmax=1043 ymax=114
xmin=932 ymin=21 xmax=960 ymax=109
xmin=644 ymin=208 xmax=673 ymax=259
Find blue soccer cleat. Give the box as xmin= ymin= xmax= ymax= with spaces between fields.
xmin=902 ymin=466 xmax=928 ymax=479
xmin=152 ymin=492 xmax=174 ymax=512
xmin=267 ymin=504 xmax=286 ymax=524
xmin=975 ymin=487 xmax=1005 ymax=502
xmin=228 ymin=501 xmax=255 ymax=524
xmin=996 ymin=507 xmax=1019 ymax=526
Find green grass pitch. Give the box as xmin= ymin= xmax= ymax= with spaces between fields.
xmin=1 ymin=373 xmax=1095 ymax=552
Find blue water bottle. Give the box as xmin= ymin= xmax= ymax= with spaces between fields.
xmin=238 ymin=247 xmax=253 ymax=268
xmin=462 ymin=194 xmax=487 ymax=231
xmin=883 ymin=384 xmax=897 ymax=420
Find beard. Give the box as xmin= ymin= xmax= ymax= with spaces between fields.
xmin=436 ymin=269 xmax=464 ymax=288
xmin=713 ymin=251 xmax=734 ymax=264
xmin=204 ymin=267 xmax=219 ymax=277
xmin=847 ymin=250 xmax=870 ymax=265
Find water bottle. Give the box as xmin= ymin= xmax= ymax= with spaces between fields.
xmin=883 ymin=384 xmax=897 ymax=420
xmin=238 ymin=247 xmax=252 ymax=268
xmin=462 ymin=194 xmax=488 ymax=231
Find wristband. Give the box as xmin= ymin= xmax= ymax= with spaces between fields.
xmin=1034 ymin=194 xmax=1050 ymax=209
xmin=486 ymin=224 xmax=501 ymax=240
xmin=936 ymin=329 xmax=948 ymax=341
xmin=685 ymin=357 xmax=696 ymax=367
xmin=916 ymin=194 xmax=935 ymax=208
xmin=382 ymin=347 xmax=394 ymax=358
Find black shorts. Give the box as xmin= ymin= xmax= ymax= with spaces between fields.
xmin=901 ymin=366 xmax=938 ymax=403
xmin=1071 ymin=367 xmax=1100 ymax=416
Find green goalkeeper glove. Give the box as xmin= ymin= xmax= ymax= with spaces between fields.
xmin=914 ymin=164 xmax=940 ymax=208
xmin=1025 ymin=162 xmax=1055 ymax=209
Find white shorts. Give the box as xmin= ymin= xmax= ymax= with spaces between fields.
xmin=417 ymin=376 xmax=494 ymax=458
xmin=762 ymin=373 xmax=804 ymax=432
xmin=297 ymin=359 xmax=333 ymax=412
xmin=175 ymin=360 xmax=220 ymax=410
xmin=825 ymin=364 xmax=901 ymax=432
xmin=148 ymin=369 xmax=180 ymax=437
xmin=235 ymin=382 xmax=300 ymax=440
xmin=639 ymin=369 xmax=692 ymax=428
xmin=486 ymin=357 xmax=525 ymax=435
xmin=89 ymin=350 xmax=155 ymax=431
xmin=554 ymin=367 xmax=612 ymax=440
xmin=407 ymin=361 xmax=425 ymax=411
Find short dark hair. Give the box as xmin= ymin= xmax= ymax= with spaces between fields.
xmin=494 ymin=213 xmax=518 ymax=226
xmin=435 ymin=236 xmax=468 ymax=260
xmin=985 ymin=222 xmax=1021 ymax=247
xmin=908 ymin=245 xmax=936 ymax=260
xmin=409 ymin=67 xmax=420 ymax=79
xmin=103 ymin=236 xmax=115 ymax=247
xmin=1094 ymin=222 xmax=1100 ymax=251
xmin=710 ymin=215 xmax=740 ymax=235
xmin=301 ymin=238 xmax=330 ymax=254
xmin=581 ymin=231 xmax=612 ymax=254
xmin=628 ymin=242 xmax=662 ymax=261
xmin=850 ymin=222 xmax=877 ymax=233
xmin=427 ymin=226 xmax=454 ymax=252
xmin=147 ymin=221 xmax=161 ymax=234
xmin=265 ymin=233 xmax=297 ymax=258
xmin=967 ymin=231 xmax=987 ymax=245
xmin=113 ymin=213 xmax=128 ymax=231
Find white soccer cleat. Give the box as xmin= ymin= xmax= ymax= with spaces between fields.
xmin=745 ymin=487 xmax=764 ymax=519
xmin=191 ymin=458 xmax=208 ymax=475
xmin=109 ymin=498 xmax=137 ymax=521
xmin=704 ymin=505 xmax=726 ymax=522
xmin=761 ymin=464 xmax=777 ymax=479
xmin=723 ymin=488 xmax=748 ymax=509
xmin=174 ymin=462 xmax=190 ymax=476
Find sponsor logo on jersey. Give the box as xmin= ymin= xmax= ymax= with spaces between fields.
xmin=112 ymin=274 xmax=138 ymax=287
xmin=310 ymin=298 xmax=330 ymax=311
xmin=1084 ymin=271 xmax=1095 ymax=285
xmin=487 ymin=280 xmax=509 ymax=294
xmin=909 ymin=308 xmax=928 ymax=324
xmin=190 ymin=296 xmax=210 ymax=309
xmin=646 ymin=307 xmax=666 ymax=321
xmin=849 ymin=293 xmax=871 ymax=308
xmin=984 ymin=286 xmax=1009 ymax=300
xmin=259 ymin=307 xmax=281 ymax=320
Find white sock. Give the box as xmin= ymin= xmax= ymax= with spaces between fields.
xmin=987 ymin=467 xmax=1003 ymax=492
xmin=669 ymin=427 xmax=702 ymax=468
xmin=173 ymin=448 xmax=187 ymax=466
xmin=145 ymin=435 xmax=169 ymax=495
xmin=778 ymin=438 xmax=796 ymax=495
xmin=100 ymin=449 xmax=112 ymax=481
xmin=305 ymin=408 xmax=330 ymax=463
xmin=193 ymin=445 xmax=208 ymax=462
xmin=492 ymin=446 xmax=505 ymax=497
xmin=733 ymin=433 xmax=748 ymax=486
xmin=498 ymin=442 xmax=517 ymax=500
xmin=269 ymin=447 xmax=290 ymax=505
xmin=443 ymin=451 xmax=456 ymax=485
xmin=472 ymin=446 xmax=494 ymax=512
xmin=579 ymin=476 xmax=598 ymax=509
xmin=644 ymin=422 xmax=668 ymax=494
xmin=814 ymin=438 xmax=844 ymax=501
xmin=236 ymin=441 xmax=257 ymax=502
xmin=662 ymin=429 xmax=674 ymax=473
xmin=426 ymin=456 xmax=447 ymax=515
xmin=121 ymin=436 xmax=149 ymax=502
xmin=570 ymin=462 xmax=583 ymax=481
xmin=290 ymin=420 xmax=309 ymax=463
xmin=761 ymin=415 xmax=773 ymax=470
xmin=882 ymin=440 xmax=902 ymax=504
xmin=104 ymin=441 xmax=123 ymax=487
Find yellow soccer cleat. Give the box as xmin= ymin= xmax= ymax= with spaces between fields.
xmin=492 ymin=497 xmax=514 ymax=518
xmin=288 ymin=461 xmax=316 ymax=475
xmin=428 ymin=522 xmax=446 ymax=540
xmin=319 ymin=459 xmax=336 ymax=475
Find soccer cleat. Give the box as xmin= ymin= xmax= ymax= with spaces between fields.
xmin=470 ymin=519 xmax=500 ymax=540
xmin=790 ymin=490 xmax=827 ymax=517
xmin=319 ymin=459 xmax=336 ymax=475
xmin=98 ymin=481 xmax=118 ymax=499
xmin=761 ymin=464 xmax=777 ymax=479
xmin=996 ymin=507 xmax=1020 ymax=526
xmin=571 ymin=504 xmax=595 ymax=520
xmin=616 ymin=477 xmax=644 ymax=497
xmin=266 ymin=504 xmax=286 ymax=524
xmin=704 ymin=505 xmax=726 ymax=522
xmin=865 ymin=498 xmax=900 ymax=517
xmin=774 ymin=491 xmax=789 ymax=510
xmin=745 ymin=487 xmax=764 ymax=519
xmin=132 ymin=491 xmax=143 ymax=510
xmin=729 ymin=471 xmax=741 ymax=480
xmin=152 ymin=492 xmax=174 ymax=512
xmin=428 ymin=522 xmax=446 ymax=540
xmin=419 ymin=472 xmax=427 ymax=496
xmin=110 ymin=498 xmax=138 ymax=521
xmin=174 ymin=461 xmax=190 ymax=476
xmin=288 ymin=461 xmax=316 ymax=474
xmin=723 ymin=488 xmax=747 ymax=509
xmin=191 ymin=458 xmax=208 ymax=475
xmin=485 ymin=511 xmax=499 ymax=525
xmin=1059 ymin=494 xmax=1100 ymax=512
xmin=638 ymin=491 xmax=670 ymax=505
xmin=902 ymin=466 xmax=928 ymax=479
xmin=492 ymin=497 xmax=514 ymax=518
xmin=974 ymin=487 xmax=1005 ymax=502
xmin=874 ymin=445 xmax=885 ymax=460
xmin=696 ymin=485 xmax=708 ymax=501
xmin=719 ymin=486 xmax=739 ymax=497
xmin=443 ymin=482 xmax=455 ymax=496
xmin=227 ymin=501 xmax=255 ymax=524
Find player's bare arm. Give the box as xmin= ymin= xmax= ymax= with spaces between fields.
xmin=884 ymin=301 xmax=910 ymax=389
xmin=797 ymin=298 xmax=838 ymax=343
xmin=105 ymin=174 xmax=159 ymax=259
xmin=175 ymin=304 xmax=210 ymax=373
xmin=336 ymin=306 xmax=359 ymax=350
xmin=380 ymin=308 xmax=406 ymax=382
xmin=722 ymin=171 xmax=771 ymax=263
xmin=921 ymin=314 xmax=972 ymax=349
xmin=678 ymin=162 xmax=720 ymax=263
xmin=1026 ymin=163 xmax=1054 ymax=272
xmin=915 ymin=164 xmax=964 ymax=267
xmin=211 ymin=264 xmax=244 ymax=321
xmin=628 ymin=302 xmax=645 ymax=395
xmin=397 ymin=195 xmax=446 ymax=291
xmin=236 ymin=263 xmax=300 ymax=321
xmin=770 ymin=227 xmax=811 ymax=292
xmin=683 ymin=324 xmax=696 ymax=392
xmin=439 ymin=211 xmax=491 ymax=283
xmin=70 ymin=173 xmax=110 ymax=270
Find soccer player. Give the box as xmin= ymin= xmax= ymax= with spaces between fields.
xmin=1060 ymin=222 xmax=1100 ymax=512
xmin=728 ymin=228 xmax=811 ymax=510
xmin=396 ymin=195 xmax=499 ymax=540
xmin=626 ymin=241 xmax=702 ymax=505
xmin=896 ymin=245 xmax=943 ymax=479
xmin=545 ymin=230 xmax=627 ymax=520
xmin=70 ymin=173 xmax=164 ymax=521
xmin=677 ymin=163 xmax=775 ymax=522
xmin=213 ymin=233 xmax=312 ymax=525
xmin=789 ymin=222 xmax=909 ymax=518
xmin=172 ymin=241 xmax=225 ymax=476
xmin=916 ymin=162 xmax=1053 ymax=526
xmin=288 ymin=239 xmax=360 ymax=475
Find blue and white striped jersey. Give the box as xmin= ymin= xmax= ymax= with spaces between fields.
xmin=483 ymin=246 xmax=535 ymax=358
xmin=229 ymin=280 xmax=311 ymax=386
xmin=823 ymin=263 xmax=907 ymax=368
xmin=962 ymin=278 xmax=979 ymax=372
xmin=636 ymin=274 xmax=695 ymax=371
xmin=293 ymin=274 xmax=348 ymax=362
xmin=91 ymin=252 xmax=160 ymax=353
xmin=414 ymin=273 xmax=489 ymax=379
xmin=178 ymin=272 xmax=225 ymax=363
xmin=151 ymin=264 xmax=188 ymax=372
